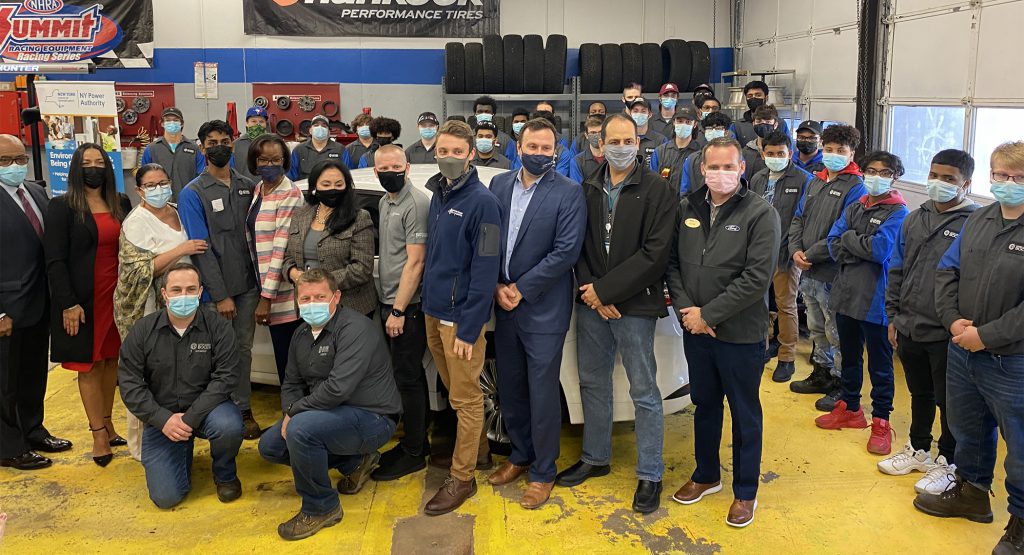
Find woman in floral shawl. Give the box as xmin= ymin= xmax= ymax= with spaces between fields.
xmin=113 ymin=164 xmax=208 ymax=460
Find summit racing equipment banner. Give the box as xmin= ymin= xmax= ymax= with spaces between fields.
xmin=243 ymin=0 xmax=499 ymax=38
xmin=0 ymin=0 xmax=154 ymax=68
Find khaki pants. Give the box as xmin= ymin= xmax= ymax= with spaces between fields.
xmin=773 ymin=264 xmax=802 ymax=363
xmin=425 ymin=315 xmax=488 ymax=481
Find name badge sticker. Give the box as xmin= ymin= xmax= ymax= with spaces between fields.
xmin=211 ymin=198 xmax=224 ymax=212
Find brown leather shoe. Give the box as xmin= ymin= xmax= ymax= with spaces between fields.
xmin=424 ymin=475 xmax=477 ymax=516
xmin=488 ymin=461 xmax=528 ymax=486
xmin=429 ymin=450 xmax=494 ymax=471
xmin=520 ymin=481 xmax=554 ymax=509
xmin=671 ymin=480 xmax=723 ymax=505
xmin=726 ymin=499 xmax=758 ymax=528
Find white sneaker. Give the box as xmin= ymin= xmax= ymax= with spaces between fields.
xmin=877 ymin=441 xmax=933 ymax=475
xmin=915 ymin=456 xmax=957 ymax=495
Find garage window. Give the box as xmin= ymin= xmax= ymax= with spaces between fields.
xmin=970 ymin=107 xmax=1024 ymax=198
xmin=888 ymin=106 xmax=965 ymax=185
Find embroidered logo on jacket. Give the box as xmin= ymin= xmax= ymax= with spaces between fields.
xmin=943 ymin=229 xmax=959 ymax=239
xmin=725 ymin=224 xmax=741 ymax=232
xmin=448 ymin=208 xmax=464 ymax=217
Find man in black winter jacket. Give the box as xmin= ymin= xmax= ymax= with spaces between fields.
xmin=555 ymin=114 xmax=677 ymax=515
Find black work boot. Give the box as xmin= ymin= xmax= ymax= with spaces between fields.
xmin=790 ymin=362 xmax=833 ymax=394
xmin=994 ymin=515 xmax=1024 ymax=554
xmin=814 ymin=387 xmax=842 ymax=412
xmin=913 ymin=473 xmax=994 ymax=523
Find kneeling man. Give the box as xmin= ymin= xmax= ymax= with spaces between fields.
xmin=119 ymin=262 xmax=245 ymax=509
xmin=259 ymin=269 xmax=401 ymax=541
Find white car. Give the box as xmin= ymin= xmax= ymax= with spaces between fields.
xmin=250 ymin=164 xmax=691 ymax=449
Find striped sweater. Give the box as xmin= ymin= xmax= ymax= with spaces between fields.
xmin=248 ymin=177 xmax=304 ymax=324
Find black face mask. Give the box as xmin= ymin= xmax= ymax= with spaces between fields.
xmin=205 ymin=145 xmax=232 ymax=168
xmin=377 ymin=171 xmax=406 ymax=193
xmin=82 ymin=167 xmax=106 ymax=189
xmin=754 ymin=123 xmax=775 ymax=139
xmin=796 ymin=140 xmax=819 ymax=155
xmin=746 ymin=97 xmax=765 ymax=111
xmin=376 ymin=137 xmax=393 ymax=147
xmin=316 ymin=189 xmax=345 ymax=208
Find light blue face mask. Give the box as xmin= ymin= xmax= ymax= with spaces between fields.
xmin=419 ymin=126 xmax=437 ymax=140
xmin=704 ymin=129 xmax=726 ymax=141
xmin=475 ymin=113 xmax=493 ymax=123
xmin=660 ymin=97 xmax=677 ymax=110
xmin=167 ymin=294 xmax=199 ymax=318
xmin=0 ymin=163 xmax=28 ymax=186
xmin=311 ymin=126 xmax=329 ymax=141
xmin=475 ymin=137 xmax=494 ymax=154
xmin=764 ymin=156 xmax=789 ymax=172
xmin=163 ymin=120 xmax=182 ymax=134
xmin=299 ymin=302 xmax=332 ymax=327
xmin=821 ymin=152 xmax=849 ymax=172
xmin=673 ymin=123 xmax=693 ymax=138
xmin=864 ymin=174 xmax=894 ymax=196
xmin=991 ymin=180 xmax=1024 ymax=207
xmin=356 ymin=126 xmax=371 ymax=139
xmin=631 ymin=113 xmax=649 ymax=127
xmin=512 ymin=122 xmax=525 ymax=136
xmin=927 ymin=179 xmax=960 ymax=203
xmin=144 ymin=185 xmax=172 ymax=208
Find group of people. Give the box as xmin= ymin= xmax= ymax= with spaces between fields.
xmin=1 ymin=75 xmax=1023 ymax=552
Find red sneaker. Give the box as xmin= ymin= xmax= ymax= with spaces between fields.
xmin=868 ymin=418 xmax=895 ymax=455
xmin=815 ymin=400 xmax=869 ymax=430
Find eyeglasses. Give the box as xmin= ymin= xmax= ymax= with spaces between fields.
xmin=991 ymin=171 xmax=1024 ymax=185
xmin=864 ymin=168 xmax=896 ymax=178
xmin=140 ymin=180 xmax=172 ymax=191
xmin=257 ymin=157 xmax=285 ymax=165
xmin=0 ymin=155 xmax=29 ymax=167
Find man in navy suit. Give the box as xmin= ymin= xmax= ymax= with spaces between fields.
xmin=0 ymin=134 xmax=72 ymax=470
xmin=486 ymin=119 xmax=587 ymax=509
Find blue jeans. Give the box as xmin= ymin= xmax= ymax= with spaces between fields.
xmin=141 ymin=401 xmax=244 ymax=509
xmin=258 ymin=405 xmax=397 ymax=515
xmin=576 ymin=308 xmax=663 ymax=482
xmin=205 ymin=289 xmax=259 ymax=410
xmin=836 ymin=314 xmax=894 ymax=420
xmin=799 ymin=276 xmax=841 ymax=377
xmin=947 ymin=343 xmax=1024 ymax=518
xmin=684 ymin=332 xmax=764 ymax=500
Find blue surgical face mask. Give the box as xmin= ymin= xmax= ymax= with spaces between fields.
xmin=864 ymin=174 xmax=893 ymax=196
xmin=512 ymin=122 xmax=525 ymax=136
xmin=299 ymin=302 xmax=332 ymax=327
xmin=822 ymin=152 xmax=849 ymax=172
xmin=311 ymin=126 xmax=329 ymax=141
xmin=673 ymin=123 xmax=693 ymax=138
xmin=475 ymin=113 xmax=493 ymax=123
xmin=167 ymin=294 xmax=200 ymax=318
xmin=475 ymin=138 xmax=494 ymax=154
xmin=163 ymin=120 xmax=182 ymax=134
xmin=704 ymin=129 xmax=725 ymax=141
xmin=631 ymin=113 xmax=649 ymax=127
xmin=927 ymin=179 xmax=960 ymax=203
xmin=419 ymin=126 xmax=437 ymax=140
xmin=991 ymin=180 xmax=1024 ymax=207
xmin=144 ymin=185 xmax=172 ymax=208
xmin=660 ymin=97 xmax=677 ymax=110
xmin=356 ymin=125 xmax=371 ymax=139
xmin=764 ymin=156 xmax=789 ymax=172
xmin=0 ymin=162 xmax=28 ymax=186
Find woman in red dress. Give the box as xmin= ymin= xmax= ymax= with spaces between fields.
xmin=45 ymin=143 xmax=131 ymax=466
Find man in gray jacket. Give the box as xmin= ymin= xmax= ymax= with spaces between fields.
xmin=666 ymin=137 xmax=780 ymax=528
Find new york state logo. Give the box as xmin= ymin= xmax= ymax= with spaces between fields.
xmin=0 ymin=1 xmax=122 ymax=63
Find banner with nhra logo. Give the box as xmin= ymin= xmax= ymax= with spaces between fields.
xmin=243 ymin=0 xmax=499 ymax=38
xmin=0 ymin=0 xmax=154 ymax=68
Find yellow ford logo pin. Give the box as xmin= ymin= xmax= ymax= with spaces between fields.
xmin=684 ymin=218 xmax=700 ymax=228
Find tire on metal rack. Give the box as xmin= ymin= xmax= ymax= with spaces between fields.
xmin=523 ymin=34 xmax=545 ymax=94
xmin=620 ymin=43 xmax=644 ymax=91
xmin=640 ymin=42 xmax=664 ymax=92
xmin=578 ymin=43 xmax=602 ymax=94
xmin=502 ymin=34 xmax=524 ymax=94
xmin=687 ymin=41 xmax=712 ymax=92
xmin=482 ymin=35 xmax=504 ymax=93
xmin=600 ymin=43 xmax=622 ymax=94
xmin=445 ymin=42 xmax=466 ymax=94
xmin=543 ymin=34 xmax=568 ymax=94
xmin=464 ymin=42 xmax=484 ymax=94
xmin=446 ymin=115 xmax=466 ymax=123
xmin=661 ymin=39 xmax=692 ymax=93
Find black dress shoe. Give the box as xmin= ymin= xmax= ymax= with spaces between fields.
xmin=0 ymin=451 xmax=53 ymax=470
xmin=554 ymin=460 xmax=611 ymax=487
xmin=633 ymin=479 xmax=663 ymax=514
xmin=29 ymin=435 xmax=73 ymax=453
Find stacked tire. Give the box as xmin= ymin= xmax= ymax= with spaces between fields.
xmin=444 ymin=34 xmax=569 ymax=94
xmin=578 ymin=40 xmax=712 ymax=94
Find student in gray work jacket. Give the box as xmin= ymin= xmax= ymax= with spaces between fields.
xmin=666 ymin=136 xmax=780 ymax=529
xmin=405 ymin=112 xmax=439 ymax=164
xmin=288 ymin=115 xmax=346 ymax=181
xmin=232 ymin=105 xmax=268 ymax=181
xmin=140 ymin=107 xmax=205 ymax=201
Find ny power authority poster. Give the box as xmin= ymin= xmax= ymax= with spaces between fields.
xmin=34 ymin=80 xmax=124 ymax=195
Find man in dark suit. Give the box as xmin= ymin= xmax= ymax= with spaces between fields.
xmin=0 ymin=134 xmax=72 ymax=470
xmin=486 ymin=119 xmax=587 ymax=509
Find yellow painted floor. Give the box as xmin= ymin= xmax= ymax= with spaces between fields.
xmin=0 ymin=341 xmax=1010 ymax=554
